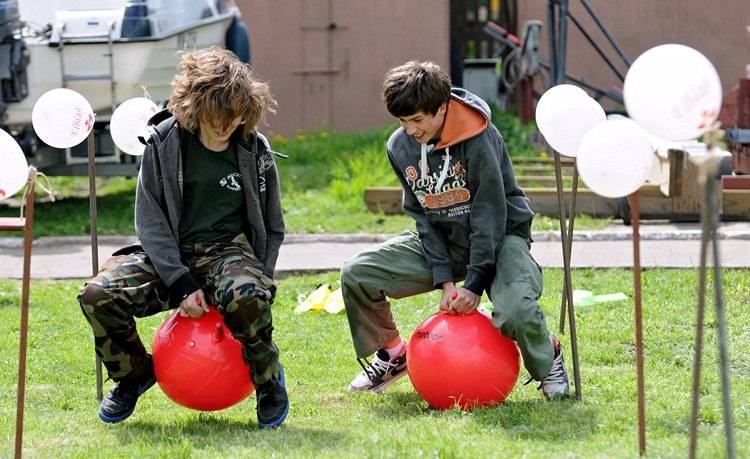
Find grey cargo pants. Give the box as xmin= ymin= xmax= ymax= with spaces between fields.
xmin=340 ymin=230 xmax=554 ymax=381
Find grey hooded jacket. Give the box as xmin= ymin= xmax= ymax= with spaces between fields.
xmin=128 ymin=109 xmax=285 ymax=302
xmin=386 ymin=88 xmax=533 ymax=295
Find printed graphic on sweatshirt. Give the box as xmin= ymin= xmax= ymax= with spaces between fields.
xmin=404 ymin=155 xmax=471 ymax=217
xmin=220 ymin=172 xmax=242 ymax=191
xmin=257 ymin=152 xmax=273 ymax=193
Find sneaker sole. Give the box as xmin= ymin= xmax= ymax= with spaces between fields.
xmin=98 ymin=375 xmax=157 ymax=424
xmin=369 ymin=367 xmax=409 ymax=394
xmin=99 ymin=406 xmax=136 ymax=424
xmin=258 ymin=400 xmax=290 ymax=428
xmin=258 ymin=363 xmax=289 ymax=429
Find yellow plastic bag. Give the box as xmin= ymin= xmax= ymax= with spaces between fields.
xmin=295 ymin=284 xmax=332 ymax=313
xmin=323 ymin=288 xmax=345 ymax=314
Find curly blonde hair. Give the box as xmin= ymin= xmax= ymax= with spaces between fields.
xmin=167 ymin=47 xmax=276 ymax=138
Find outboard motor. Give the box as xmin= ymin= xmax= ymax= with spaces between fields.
xmin=0 ymin=0 xmax=29 ymax=111
xmin=0 ymin=0 xmax=30 ymax=154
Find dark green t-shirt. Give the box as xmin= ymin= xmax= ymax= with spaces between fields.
xmin=178 ymin=131 xmax=245 ymax=244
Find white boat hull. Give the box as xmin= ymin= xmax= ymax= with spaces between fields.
xmin=5 ymin=16 xmax=234 ymax=130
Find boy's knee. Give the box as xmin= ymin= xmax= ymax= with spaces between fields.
xmin=78 ymin=282 xmax=108 ymax=313
xmin=340 ymin=257 xmax=362 ymax=284
xmin=491 ymin=291 xmax=546 ymax=337
xmin=220 ymin=280 xmax=272 ymax=307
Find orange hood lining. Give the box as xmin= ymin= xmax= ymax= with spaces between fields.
xmin=435 ymin=97 xmax=488 ymax=149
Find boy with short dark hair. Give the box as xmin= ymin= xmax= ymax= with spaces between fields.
xmin=341 ymin=60 xmax=569 ymax=400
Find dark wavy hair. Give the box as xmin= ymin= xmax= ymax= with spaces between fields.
xmin=382 ymin=61 xmax=451 ymax=118
xmin=167 ymin=47 xmax=276 ymax=138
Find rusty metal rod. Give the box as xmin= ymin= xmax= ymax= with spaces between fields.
xmin=631 ymin=191 xmax=646 ymax=456
xmin=87 ymin=133 xmax=104 ymax=401
xmin=553 ymin=150 xmax=582 ymax=400
xmin=14 ymin=170 xmax=36 ymax=459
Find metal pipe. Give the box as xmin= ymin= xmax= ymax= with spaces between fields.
xmin=708 ymin=175 xmax=735 ymax=458
xmin=566 ymin=11 xmax=625 ymax=81
xmin=87 ymin=132 xmax=104 ymax=401
xmin=579 ymin=0 xmax=631 ymax=67
xmin=631 ymin=192 xmax=646 ymax=455
xmin=553 ymin=149 xmax=581 ymax=400
xmin=14 ymin=170 xmax=36 ymax=459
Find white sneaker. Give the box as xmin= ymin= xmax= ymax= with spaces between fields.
xmin=348 ymin=347 xmax=408 ymax=394
xmin=538 ymin=334 xmax=571 ymax=400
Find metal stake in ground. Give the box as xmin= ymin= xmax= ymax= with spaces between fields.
xmin=86 ymin=132 xmax=104 ymax=401
xmin=9 ymin=168 xmax=36 ymax=459
xmin=630 ymin=191 xmax=646 ymax=456
xmin=688 ymin=148 xmax=735 ymax=459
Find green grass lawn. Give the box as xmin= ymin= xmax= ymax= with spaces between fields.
xmin=2 ymin=268 xmax=748 ymax=458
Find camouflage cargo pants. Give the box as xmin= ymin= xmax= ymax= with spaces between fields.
xmin=77 ymin=234 xmax=280 ymax=386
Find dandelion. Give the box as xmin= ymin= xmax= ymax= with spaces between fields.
xmin=274 ymin=134 xmax=288 ymax=145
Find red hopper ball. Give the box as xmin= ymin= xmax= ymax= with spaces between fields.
xmin=152 ymin=307 xmax=254 ymax=411
xmin=407 ymin=311 xmax=520 ymax=410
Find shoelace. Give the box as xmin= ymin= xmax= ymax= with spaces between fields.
xmin=543 ymin=352 xmax=566 ymax=384
xmin=359 ymin=356 xmax=393 ymax=380
xmin=524 ymin=342 xmax=564 ymax=387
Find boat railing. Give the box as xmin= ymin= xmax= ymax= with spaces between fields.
xmin=45 ymin=1 xmax=239 ymax=44
xmin=56 ymin=19 xmax=121 ymax=165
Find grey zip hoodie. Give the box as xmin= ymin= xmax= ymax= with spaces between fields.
xmin=386 ymin=88 xmax=533 ymax=294
xmin=127 ymin=109 xmax=285 ymax=303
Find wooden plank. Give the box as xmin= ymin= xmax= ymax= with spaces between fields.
xmin=516 ymin=175 xmax=577 ymax=185
xmin=526 ymin=188 xmax=619 ymax=218
xmin=513 ymin=165 xmax=569 ymax=175
xmin=722 ymin=175 xmax=750 ymax=190
xmin=363 ymin=186 xmax=627 ymax=218
xmin=363 ymin=186 xmax=403 ymax=215
xmin=512 ymin=156 xmax=576 ymax=166
xmin=722 ymin=190 xmax=750 ymax=217
xmin=632 ymin=187 xmax=676 ymax=219
xmin=363 ymin=184 xmax=750 ymax=220
xmin=0 ymin=217 xmax=26 ymax=231
xmin=731 ymin=144 xmax=750 ymax=174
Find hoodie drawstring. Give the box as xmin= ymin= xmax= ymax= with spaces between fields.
xmin=421 ymin=144 xmax=452 ymax=193
xmin=435 ymin=147 xmax=451 ymax=193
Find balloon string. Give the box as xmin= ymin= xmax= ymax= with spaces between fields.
xmin=141 ymin=85 xmax=152 ymax=102
xmin=18 ymin=166 xmax=56 ymax=219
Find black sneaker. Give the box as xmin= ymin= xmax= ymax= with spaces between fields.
xmin=256 ymin=362 xmax=290 ymax=428
xmin=98 ymin=356 xmax=157 ymax=423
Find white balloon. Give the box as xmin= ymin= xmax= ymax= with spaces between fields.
xmin=535 ymin=84 xmax=606 ymax=157
xmin=0 ymin=129 xmax=29 ymax=201
xmin=110 ymin=97 xmax=158 ymax=155
xmin=624 ymin=44 xmax=722 ymax=141
xmin=32 ymin=88 xmax=95 ymax=148
xmin=577 ymin=119 xmax=655 ymax=198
